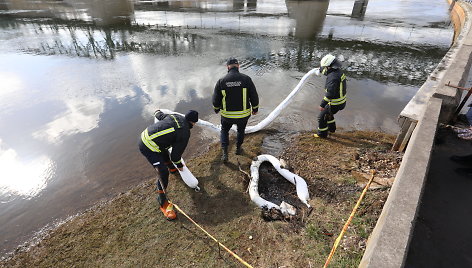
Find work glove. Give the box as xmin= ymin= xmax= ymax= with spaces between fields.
xmin=154 ymin=109 xmax=166 ymax=121
xmin=214 ymin=108 xmax=220 ymax=114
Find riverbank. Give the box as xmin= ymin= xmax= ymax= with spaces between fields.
xmin=1 ymin=130 xmax=401 ymax=268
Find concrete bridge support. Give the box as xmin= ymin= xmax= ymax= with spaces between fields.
xmin=351 ymin=0 xmax=369 ymax=19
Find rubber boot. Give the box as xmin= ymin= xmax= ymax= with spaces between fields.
xmin=221 ymin=147 xmax=228 ymax=162
xmin=235 ymin=146 xmax=242 ymax=155
xmin=157 ymin=190 xmax=176 ymax=220
xmin=160 ymin=200 xmax=177 ymax=220
xmin=156 ymin=190 xmax=167 ymax=207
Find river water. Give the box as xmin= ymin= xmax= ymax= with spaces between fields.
xmin=0 ymin=0 xmax=452 ymax=257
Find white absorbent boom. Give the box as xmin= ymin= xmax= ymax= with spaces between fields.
xmin=156 ymin=68 xmax=319 ymax=202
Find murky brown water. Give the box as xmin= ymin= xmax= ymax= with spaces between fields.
xmin=0 ymin=0 xmax=452 ymax=256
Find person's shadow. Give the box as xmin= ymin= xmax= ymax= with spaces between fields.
xmin=180 ymin=146 xmax=253 ymax=226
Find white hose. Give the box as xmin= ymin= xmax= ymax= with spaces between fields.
xmin=156 ymin=67 xmax=320 ymax=192
xmin=245 ymin=67 xmax=320 ymax=133
xmin=160 ymin=67 xmax=320 ymax=134
xmin=249 ymin=155 xmax=310 ymax=215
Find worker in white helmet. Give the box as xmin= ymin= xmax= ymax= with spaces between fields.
xmin=314 ymin=54 xmax=347 ymax=138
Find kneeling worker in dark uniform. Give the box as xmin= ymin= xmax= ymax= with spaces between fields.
xmin=138 ymin=109 xmax=198 ymax=220
xmin=212 ymin=57 xmax=259 ymax=162
xmin=314 ymin=54 xmax=347 ymax=138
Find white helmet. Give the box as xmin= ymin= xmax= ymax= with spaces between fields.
xmin=320 ymin=54 xmax=336 ymax=67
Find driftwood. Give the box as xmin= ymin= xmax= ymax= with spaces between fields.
xmin=351 ymin=171 xmax=394 ymax=189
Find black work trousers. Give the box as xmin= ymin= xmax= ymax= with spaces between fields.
xmin=138 ymin=140 xmax=171 ymax=191
xmin=317 ymin=103 xmax=346 ymax=137
xmin=220 ymin=116 xmax=249 ymax=148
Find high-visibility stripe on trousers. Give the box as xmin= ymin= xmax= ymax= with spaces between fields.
xmin=317 ymin=103 xmax=346 ymax=137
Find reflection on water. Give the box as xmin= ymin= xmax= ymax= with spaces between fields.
xmin=0 ymin=140 xmax=54 ymax=200
xmin=0 ymin=0 xmax=453 ymax=86
xmin=136 ymin=0 xmax=258 ymax=12
xmin=0 ymin=0 xmax=453 ymax=258
xmin=351 ymin=0 xmax=369 ymax=19
xmin=32 ymin=98 xmax=104 ymax=144
xmin=0 ymin=72 xmax=22 ymax=97
xmin=286 ymin=0 xmax=329 ymax=39
xmin=0 ymin=18 xmax=449 ymax=84
xmin=0 ymin=0 xmax=134 ymax=26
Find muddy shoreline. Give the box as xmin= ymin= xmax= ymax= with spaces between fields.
xmin=1 ymin=130 xmax=401 ymax=267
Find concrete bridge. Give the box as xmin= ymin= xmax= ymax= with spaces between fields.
xmin=360 ymin=0 xmax=472 ymax=266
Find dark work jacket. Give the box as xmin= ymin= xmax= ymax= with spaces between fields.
xmin=320 ymin=68 xmax=347 ymax=108
xmin=212 ymin=67 xmax=259 ymax=119
xmin=140 ymin=111 xmax=190 ymax=167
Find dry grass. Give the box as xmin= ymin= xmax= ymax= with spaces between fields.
xmin=1 ymin=130 xmax=400 ymax=268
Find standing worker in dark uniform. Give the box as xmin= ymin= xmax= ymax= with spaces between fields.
xmin=213 ymin=57 xmax=259 ymax=162
xmin=314 ymin=54 xmax=347 ymax=138
xmin=138 ymin=109 xmax=199 ymax=220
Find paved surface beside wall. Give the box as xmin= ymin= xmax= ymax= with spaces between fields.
xmin=405 ymin=127 xmax=472 ymax=267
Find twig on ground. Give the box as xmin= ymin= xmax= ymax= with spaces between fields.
xmin=237 ymin=160 xmax=252 ymax=193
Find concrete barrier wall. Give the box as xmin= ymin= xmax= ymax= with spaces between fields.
xmin=393 ymin=0 xmax=472 ymax=151
xmin=397 ymin=0 xmax=468 ymax=125
xmin=359 ymin=97 xmax=442 ymax=268
xmin=360 ymin=1 xmax=472 ymax=267
xmin=451 ymin=0 xmax=466 ymax=41
xmin=434 ymin=0 xmax=472 ymax=122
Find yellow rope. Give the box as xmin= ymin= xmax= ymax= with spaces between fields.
xmin=173 ymin=203 xmax=254 ymax=268
xmin=323 ymin=170 xmax=376 ymax=268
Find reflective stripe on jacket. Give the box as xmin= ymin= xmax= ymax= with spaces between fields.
xmin=212 ymin=67 xmax=259 ymax=119
xmin=320 ymin=69 xmax=347 ymax=107
xmin=140 ymin=112 xmax=190 ymax=165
